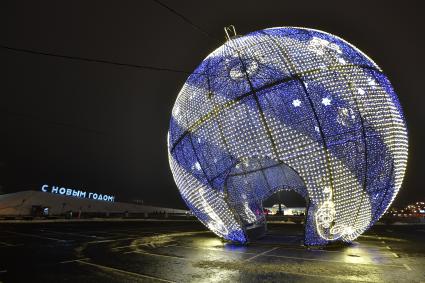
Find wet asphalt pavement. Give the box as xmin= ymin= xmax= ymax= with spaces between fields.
xmin=0 ymin=220 xmax=424 ymax=282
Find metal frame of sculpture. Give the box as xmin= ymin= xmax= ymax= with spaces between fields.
xmin=167 ymin=27 xmax=408 ymax=246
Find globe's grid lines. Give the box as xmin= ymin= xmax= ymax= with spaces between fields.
xmin=171 ymin=64 xmax=383 ymax=153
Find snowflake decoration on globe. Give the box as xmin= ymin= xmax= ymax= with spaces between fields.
xmin=167 ymin=27 xmax=408 ymax=245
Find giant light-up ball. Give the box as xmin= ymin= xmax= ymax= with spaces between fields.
xmin=167 ymin=27 xmax=408 ymax=245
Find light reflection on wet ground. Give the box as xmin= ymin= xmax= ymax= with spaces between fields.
xmin=0 ymin=221 xmax=424 ymax=282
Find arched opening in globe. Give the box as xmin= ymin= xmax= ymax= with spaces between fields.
xmin=263 ymin=190 xmax=307 ymax=218
xmin=224 ymin=157 xmax=308 ymax=242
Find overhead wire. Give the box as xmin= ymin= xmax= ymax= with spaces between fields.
xmin=0 ymin=44 xmax=193 ymax=75
xmin=0 ymin=2 xmax=218 ymax=75
xmin=150 ymin=0 xmax=215 ymax=40
xmin=1 ymin=1 xmax=218 ymax=135
xmin=0 ymin=108 xmax=114 ymax=137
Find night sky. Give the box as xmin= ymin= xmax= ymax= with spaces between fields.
xmin=1 ymin=1 xmax=424 ymax=208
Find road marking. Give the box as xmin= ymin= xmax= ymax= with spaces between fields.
xmin=170 ymin=242 xmax=338 ymax=255
xmin=112 ymin=240 xmax=168 ymax=250
xmin=60 ymin=257 xmax=91 ymax=264
xmin=124 ymin=250 xmax=187 ymax=260
xmin=403 ymin=263 xmax=412 ymax=271
xmin=171 ymin=244 xmax=248 ymax=254
xmin=99 ymin=229 xmax=159 ymax=234
xmin=89 ymin=230 xmax=153 ymax=237
xmin=244 ymin=247 xmax=279 ymax=261
xmin=263 ymin=252 xmax=403 ymax=267
xmin=4 ymin=231 xmax=67 ymax=242
xmin=391 ymin=253 xmax=399 ymax=258
xmin=87 ymin=239 xmax=117 ymax=244
xmin=41 ymin=230 xmax=105 ymax=239
xmin=75 ymin=260 xmax=176 ymax=282
xmin=111 ymin=231 xmax=209 ymax=250
xmin=87 ymin=237 xmax=141 ymax=244
xmin=0 ymin=241 xmax=20 ymax=247
xmin=112 ymin=243 xmax=150 ymax=250
xmin=171 ymin=244 xmax=405 ymax=268
xmin=175 ymin=244 xmax=250 ymax=253
xmin=359 ymin=235 xmax=406 ymax=242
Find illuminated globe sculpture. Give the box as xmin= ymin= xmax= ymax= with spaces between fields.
xmin=167 ymin=27 xmax=408 ymax=245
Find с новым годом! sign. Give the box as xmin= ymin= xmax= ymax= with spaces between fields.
xmin=41 ymin=184 xmax=115 ymax=202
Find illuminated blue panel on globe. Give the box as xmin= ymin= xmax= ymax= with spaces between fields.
xmin=167 ymin=27 xmax=408 ymax=245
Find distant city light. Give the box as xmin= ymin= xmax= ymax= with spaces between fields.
xmin=387 ymin=201 xmax=425 ymax=217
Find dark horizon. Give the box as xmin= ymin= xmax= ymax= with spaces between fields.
xmin=1 ymin=1 xmax=424 ymax=209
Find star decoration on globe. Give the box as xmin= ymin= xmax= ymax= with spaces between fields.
xmin=322 ymin=97 xmax=332 ymax=106
xmin=292 ymin=99 xmax=302 ymax=107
